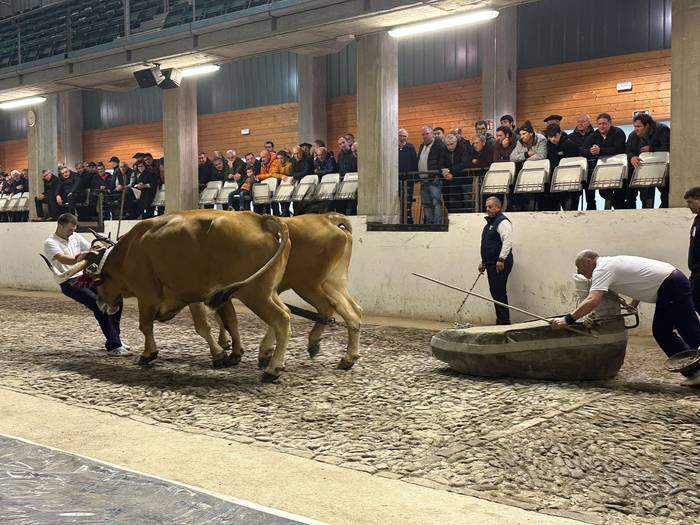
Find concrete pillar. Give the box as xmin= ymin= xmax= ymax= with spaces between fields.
xmin=27 ymin=94 xmax=58 ymax=221
xmin=480 ymin=7 xmax=517 ymax=125
xmin=57 ymin=90 xmax=83 ymax=168
xmin=670 ymin=0 xmax=700 ymax=207
xmin=162 ymin=78 xmax=198 ymax=213
xmin=357 ymin=32 xmax=399 ymax=223
xmin=297 ymin=54 xmax=327 ymax=144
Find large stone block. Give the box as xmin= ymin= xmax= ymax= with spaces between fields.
xmin=431 ymin=319 xmax=628 ymax=381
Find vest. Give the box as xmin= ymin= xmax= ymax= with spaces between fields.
xmin=481 ymin=212 xmax=512 ymax=264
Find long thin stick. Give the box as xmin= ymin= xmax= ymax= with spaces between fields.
xmin=455 ymin=272 xmax=482 ymax=315
xmin=413 ymin=272 xmax=597 ymax=338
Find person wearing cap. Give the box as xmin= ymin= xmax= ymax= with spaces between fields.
xmin=510 ymin=120 xmax=547 ymax=162
xmin=552 ymin=250 xmax=700 ymax=387
xmin=543 ymin=114 xmax=563 ymax=127
xmin=542 ymin=123 xmax=571 ymax=210
xmin=43 ymin=213 xmax=131 ymax=357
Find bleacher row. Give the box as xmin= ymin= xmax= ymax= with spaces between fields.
xmin=0 ymin=0 xmax=274 ymax=68
xmin=196 ymin=172 xmax=359 ymax=209
xmin=481 ymin=151 xmax=669 ymax=210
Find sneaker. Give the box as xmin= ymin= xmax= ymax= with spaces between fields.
xmin=680 ymin=371 xmax=700 ymax=387
xmin=121 ymin=341 xmax=131 ymax=351
xmin=106 ymin=346 xmax=133 ymax=357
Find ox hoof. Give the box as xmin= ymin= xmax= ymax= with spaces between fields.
xmin=212 ymin=353 xmax=229 ymax=369
xmin=261 ymin=370 xmax=282 ymax=383
xmin=224 ymin=352 xmax=242 ymax=367
xmin=337 ymin=357 xmax=357 ymax=370
xmin=308 ymin=342 xmax=321 ymax=359
xmin=220 ymin=342 xmax=232 ymax=351
xmin=138 ymin=352 xmax=158 ymax=366
xmin=258 ymin=355 xmax=272 ymax=370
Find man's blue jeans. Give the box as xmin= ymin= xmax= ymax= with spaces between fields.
xmin=228 ymin=189 xmax=251 ymax=211
xmin=60 ymin=280 xmax=123 ymax=351
xmin=421 ymin=180 xmax=443 ymax=225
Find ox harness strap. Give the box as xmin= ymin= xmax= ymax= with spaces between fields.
xmin=284 ymin=303 xmax=337 ymax=326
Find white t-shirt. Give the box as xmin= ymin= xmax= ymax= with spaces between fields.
xmin=417 ymin=141 xmax=433 ymax=173
xmin=590 ymin=255 xmax=675 ymax=304
xmin=43 ymin=232 xmax=91 ymax=275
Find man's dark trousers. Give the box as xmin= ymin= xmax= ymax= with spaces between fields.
xmin=60 ymin=279 xmax=122 ymax=351
xmin=653 ymin=269 xmax=700 ymax=376
xmin=486 ymin=255 xmax=513 ymax=325
xmin=691 ymin=272 xmax=700 ymax=315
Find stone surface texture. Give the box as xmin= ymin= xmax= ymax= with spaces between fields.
xmin=0 ymin=293 xmax=698 ymax=525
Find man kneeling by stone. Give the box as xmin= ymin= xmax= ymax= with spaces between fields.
xmin=551 ymin=250 xmax=700 ymax=387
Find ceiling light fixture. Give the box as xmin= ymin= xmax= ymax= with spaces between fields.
xmin=181 ymin=64 xmax=221 ymax=77
xmin=0 ymin=96 xmax=47 ymax=110
xmin=388 ymin=9 xmax=499 ymax=38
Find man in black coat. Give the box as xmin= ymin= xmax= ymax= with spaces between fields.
xmin=686 ymin=187 xmax=700 ymax=314
xmin=544 ymin=123 xmax=572 ymax=210
xmin=56 ymin=167 xmax=76 ymax=214
xmin=625 ymin=114 xmax=671 ymax=209
xmin=566 ymin=114 xmax=595 ymax=209
xmin=582 ymin=113 xmax=626 ymax=210
xmin=130 ymin=160 xmax=159 ymax=219
xmin=417 ymin=125 xmax=448 ymax=225
xmin=198 ymin=152 xmax=213 ymax=191
xmin=441 ymin=133 xmax=471 ymax=213
xmin=35 ymin=169 xmax=61 ymax=219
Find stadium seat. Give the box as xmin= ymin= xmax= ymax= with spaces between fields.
xmin=215 ymin=181 xmax=238 ymax=207
xmin=315 ymin=173 xmax=340 ymax=201
xmin=629 ymin=152 xmax=669 ymax=208
xmin=481 ymin=162 xmax=515 ymax=195
xmin=199 ymin=181 xmax=222 ymax=207
xmin=550 ymin=157 xmax=587 ymax=193
xmin=291 ymin=175 xmax=318 ymax=202
xmin=272 ymin=179 xmax=295 ymax=204
xmin=589 ymin=154 xmax=628 ymax=192
xmin=5 ymin=193 xmax=20 ymax=214
xmin=152 ymin=186 xmax=166 ymax=208
xmin=335 ymin=172 xmax=358 ymax=202
xmin=515 ymin=159 xmax=550 ymax=194
xmin=0 ymin=195 xmax=9 ymax=220
xmin=252 ymin=177 xmax=278 ymax=205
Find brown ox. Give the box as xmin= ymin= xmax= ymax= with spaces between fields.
xmin=46 ymin=210 xmax=292 ymax=382
xmin=215 ymin=213 xmax=363 ymax=370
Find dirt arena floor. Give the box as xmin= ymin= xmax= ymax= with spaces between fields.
xmin=0 ymin=290 xmax=698 ymax=525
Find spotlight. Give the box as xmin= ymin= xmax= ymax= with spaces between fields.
xmin=0 ymin=96 xmax=47 ymax=110
xmin=388 ymin=10 xmax=499 ymax=38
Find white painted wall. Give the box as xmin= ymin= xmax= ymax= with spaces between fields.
xmin=0 ymin=209 xmax=694 ymax=335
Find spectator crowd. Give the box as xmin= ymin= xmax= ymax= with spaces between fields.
xmin=398 ymin=112 xmax=670 ymax=224
xmin=0 ymin=136 xmax=358 ymax=222
xmin=1 ymin=111 xmax=670 ymax=224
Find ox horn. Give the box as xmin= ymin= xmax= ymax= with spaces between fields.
xmin=89 ymin=228 xmax=115 ymax=246
xmin=39 ymin=254 xmax=90 ymax=284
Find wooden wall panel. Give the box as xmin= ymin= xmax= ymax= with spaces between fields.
xmin=327 ymin=77 xmax=483 ymax=149
xmin=0 ymin=139 xmax=28 ymax=171
xmin=83 ymin=122 xmax=163 ymax=166
xmin=80 ymin=102 xmax=299 ymax=166
xmin=197 ymin=103 xmax=298 ymax=157
xmin=518 ymin=49 xmax=671 ymax=129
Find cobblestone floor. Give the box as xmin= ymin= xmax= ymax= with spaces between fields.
xmin=1 ymin=293 xmax=698 ymax=525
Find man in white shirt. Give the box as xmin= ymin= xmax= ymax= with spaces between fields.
xmin=478 ymin=197 xmax=513 ymax=325
xmin=43 ymin=213 xmax=131 ymax=357
xmin=552 ymin=250 xmax=700 ymax=386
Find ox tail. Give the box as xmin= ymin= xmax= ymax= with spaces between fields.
xmin=326 ymin=212 xmax=353 ymax=234
xmin=204 ymin=216 xmax=290 ymax=310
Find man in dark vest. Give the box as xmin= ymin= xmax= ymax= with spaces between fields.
xmin=478 ymin=196 xmax=513 ymax=325
xmin=686 ymin=186 xmax=700 ymax=313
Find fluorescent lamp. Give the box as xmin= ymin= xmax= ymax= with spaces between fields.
xmin=0 ymin=96 xmax=47 ymax=110
xmin=388 ymin=9 xmax=499 ymax=38
xmin=181 ymin=64 xmax=221 ymax=77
